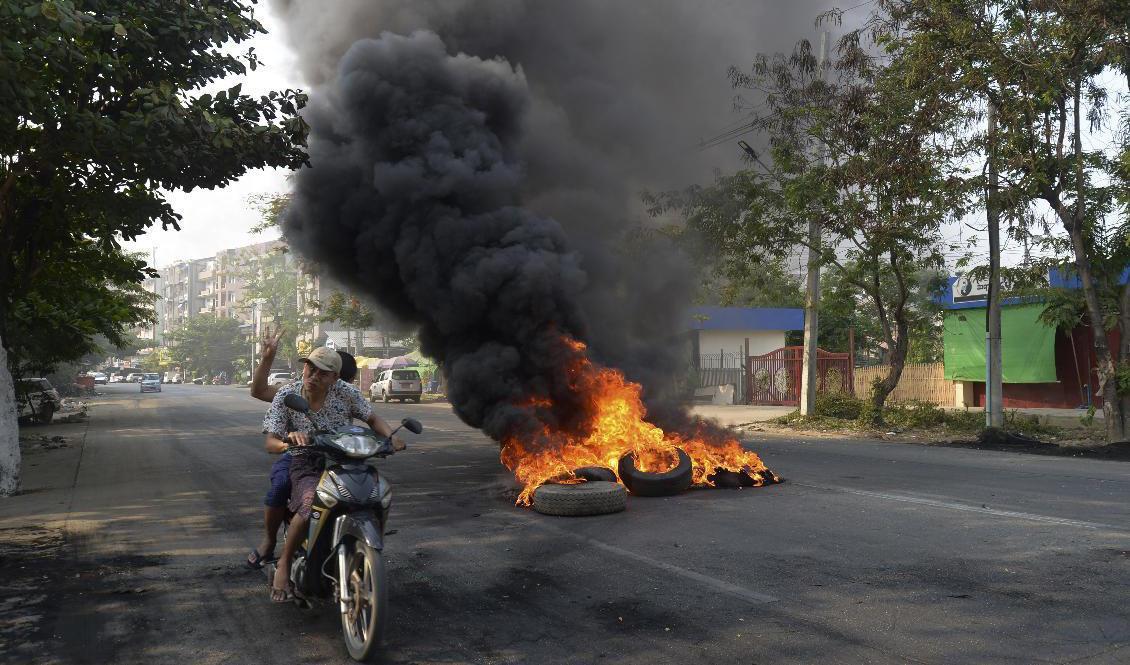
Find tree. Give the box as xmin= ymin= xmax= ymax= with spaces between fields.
xmin=139 ymin=347 xmax=174 ymax=374
xmin=650 ymin=32 xmax=964 ymax=421
xmin=166 ymin=315 xmax=244 ymax=379
xmin=239 ymin=249 xmax=318 ymax=368
xmin=0 ymin=0 xmax=308 ymax=493
xmin=7 ymin=242 xmax=156 ymax=377
xmin=862 ymin=0 xmax=1129 ymax=440
xmin=319 ymin=291 xmax=374 ymax=355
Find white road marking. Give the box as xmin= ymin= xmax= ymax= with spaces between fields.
xmin=801 ymin=483 xmax=1124 ymax=531
xmin=505 ymin=513 xmax=779 ymax=605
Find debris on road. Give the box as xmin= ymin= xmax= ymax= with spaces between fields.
xmin=56 ymin=398 xmax=88 ymax=422
xmin=19 ymin=434 xmax=69 ymax=450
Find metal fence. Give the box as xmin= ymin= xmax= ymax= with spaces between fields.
xmin=697 ymin=367 xmax=746 ymax=403
xmin=698 ymin=351 xmax=745 ymax=369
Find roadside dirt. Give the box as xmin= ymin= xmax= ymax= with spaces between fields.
xmin=743 ymin=423 xmax=1130 ymax=462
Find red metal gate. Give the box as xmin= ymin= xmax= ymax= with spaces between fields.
xmin=746 ymin=347 xmax=853 ymax=406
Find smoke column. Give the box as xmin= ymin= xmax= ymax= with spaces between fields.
xmin=277 ymin=1 xmax=837 ymax=441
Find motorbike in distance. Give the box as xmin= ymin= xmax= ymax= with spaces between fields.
xmin=265 ymin=392 xmax=422 ymax=662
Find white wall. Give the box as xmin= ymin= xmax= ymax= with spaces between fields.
xmin=698 ymin=330 xmax=784 ymax=360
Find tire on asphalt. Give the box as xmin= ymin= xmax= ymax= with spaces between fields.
xmin=617 ymin=448 xmax=693 ymax=497
xmin=532 ymin=481 xmax=627 ymax=516
xmin=340 ymin=540 xmax=387 ymax=661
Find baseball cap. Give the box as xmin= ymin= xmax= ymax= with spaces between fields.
xmin=303 ymin=346 xmax=342 ymax=373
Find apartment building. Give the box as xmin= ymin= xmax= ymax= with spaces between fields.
xmin=144 ymin=239 xmax=288 ymax=342
xmin=136 ymin=238 xmax=411 ymax=365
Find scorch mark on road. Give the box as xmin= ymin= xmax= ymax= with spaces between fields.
xmin=500 ymin=512 xmax=780 ymax=606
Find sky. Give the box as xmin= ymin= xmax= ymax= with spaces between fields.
xmin=124 ymin=1 xmax=846 ymax=267
xmin=124 ymin=3 xmax=1126 ymax=275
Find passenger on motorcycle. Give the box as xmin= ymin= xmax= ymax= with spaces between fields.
xmin=262 ymin=346 xmax=404 ymax=602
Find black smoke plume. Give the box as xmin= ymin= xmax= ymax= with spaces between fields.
xmin=284 ymin=31 xmax=604 ymax=439
xmin=279 ymin=2 xmax=838 ymax=443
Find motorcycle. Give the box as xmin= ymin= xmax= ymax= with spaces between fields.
xmin=265 ymin=392 xmax=422 ymax=661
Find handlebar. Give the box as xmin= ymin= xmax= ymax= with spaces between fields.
xmin=282 ymin=432 xmax=405 ymax=457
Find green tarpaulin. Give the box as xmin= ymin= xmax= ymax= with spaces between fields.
xmin=943 ymin=303 xmax=1057 ymax=383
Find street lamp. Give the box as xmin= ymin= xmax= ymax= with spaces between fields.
xmin=737 ymin=140 xmax=758 ymax=161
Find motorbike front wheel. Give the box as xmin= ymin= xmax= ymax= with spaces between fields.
xmin=340 ymin=541 xmax=387 ymax=662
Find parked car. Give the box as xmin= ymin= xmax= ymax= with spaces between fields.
xmin=369 ymin=369 xmax=422 ymax=403
xmin=89 ymin=372 xmax=108 ymax=385
xmin=108 ymin=374 xmax=122 ymax=383
xmin=16 ymin=378 xmax=61 ymax=424
xmin=268 ymin=371 xmax=294 ymax=386
xmin=140 ymin=373 xmax=162 ymax=393
xmin=122 ymin=371 xmax=144 ymax=383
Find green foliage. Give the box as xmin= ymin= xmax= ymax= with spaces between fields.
xmin=320 ymin=291 xmax=375 ymax=353
xmin=139 ymin=347 xmax=173 ymax=373
xmin=320 ymin=289 xmax=377 ymax=352
xmin=239 ymin=249 xmax=318 ymax=365
xmin=650 ymin=25 xmax=965 ymax=413
xmin=0 ymin=0 xmax=308 ymax=374
xmin=813 ymin=392 xmax=865 ymax=420
xmin=1080 ymin=405 xmax=1097 ymax=427
xmin=166 ymin=314 xmax=244 ymax=377
xmin=850 ymin=0 xmax=1129 ymax=441
xmin=884 ymin=401 xmax=946 ymax=429
xmin=8 ymin=243 xmax=154 ymax=375
xmin=249 ymin=193 xmax=290 ymax=234
xmin=941 ymin=408 xmax=985 ymax=434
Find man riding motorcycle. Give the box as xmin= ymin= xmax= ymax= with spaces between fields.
xmin=261 ymin=346 xmax=404 ymax=601
xmin=246 ymin=328 xmax=361 ymax=570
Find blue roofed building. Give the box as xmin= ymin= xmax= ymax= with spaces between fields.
xmin=687 ymin=306 xmax=805 ymax=369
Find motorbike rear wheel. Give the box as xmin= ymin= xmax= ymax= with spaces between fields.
xmin=341 ymin=541 xmax=387 ymax=662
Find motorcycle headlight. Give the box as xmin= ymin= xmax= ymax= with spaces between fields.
xmin=332 ymin=434 xmax=380 ymax=458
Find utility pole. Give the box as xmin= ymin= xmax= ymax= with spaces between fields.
xmin=985 ymin=99 xmax=1004 ymax=428
xmin=799 ymin=31 xmax=829 ymax=417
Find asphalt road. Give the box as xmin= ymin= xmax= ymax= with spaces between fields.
xmin=2 ymin=383 xmax=1129 ymax=664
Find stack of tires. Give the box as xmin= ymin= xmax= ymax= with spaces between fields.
xmin=531 ymin=449 xmax=695 ymax=516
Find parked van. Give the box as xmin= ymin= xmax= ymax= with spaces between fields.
xmin=369 ymin=369 xmax=422 ymax=403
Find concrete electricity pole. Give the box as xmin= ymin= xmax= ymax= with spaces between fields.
xmin=799 ymin=31 xmax=830 ymax=417
xmin=985 ymin=99 xmax=1003 ymax=427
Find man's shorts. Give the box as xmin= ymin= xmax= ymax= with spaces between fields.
xmin=264 ymin=454 xmax=292 ymax=508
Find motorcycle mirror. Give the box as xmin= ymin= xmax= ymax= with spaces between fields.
xmin=283 ymin=393 xmax=310 ymax=413
xmin=401 ymin=418 xmax=423 ymax=434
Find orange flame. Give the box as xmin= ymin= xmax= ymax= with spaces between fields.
xmin=501 ymin=337 xmax=777 ymax=505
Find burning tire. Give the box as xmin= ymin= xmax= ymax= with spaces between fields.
xmin=617 ymin=448 xmax=692 ymax=497
xmin=708 ymin=468 xmax=781 ymax=488
xmin=532 ymin=481 xmax=626 ymax=516
xmin=573 ymin=466 xmax=616 ymax=483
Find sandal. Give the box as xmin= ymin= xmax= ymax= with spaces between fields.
xmin=246 ymin=548 xmax=275 ymax=570
xmin=270 ymin=581 xmax=295 ymax=603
